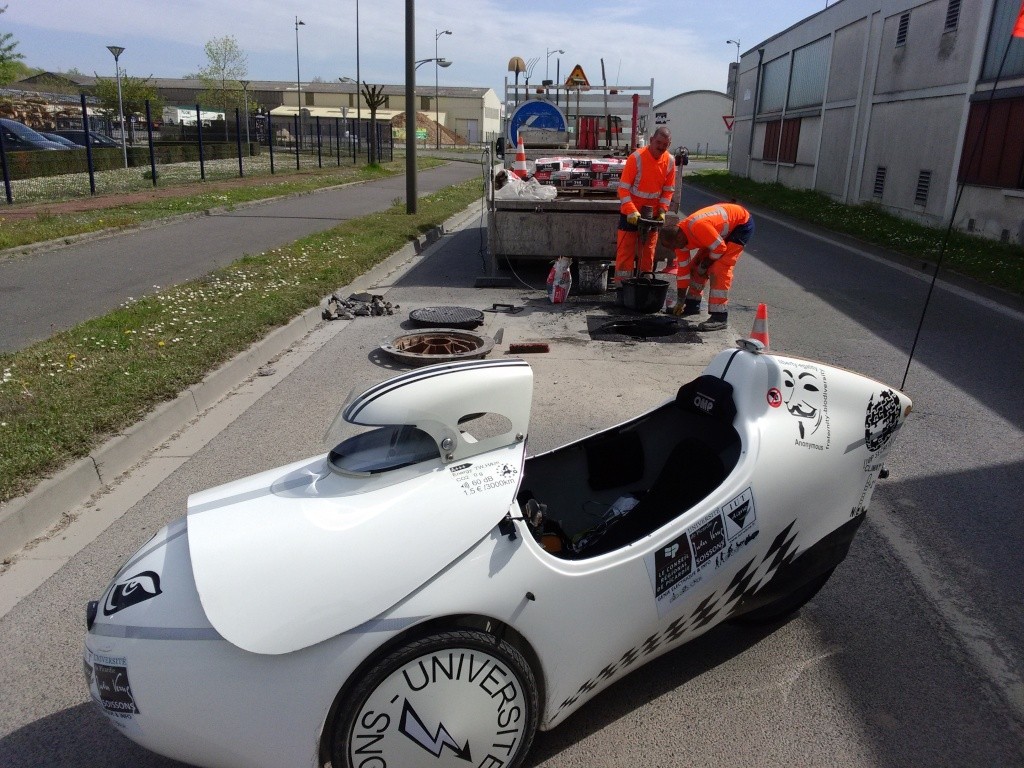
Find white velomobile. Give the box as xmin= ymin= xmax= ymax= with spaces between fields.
xmin=84 ymin=341 xmax=910 ymax=768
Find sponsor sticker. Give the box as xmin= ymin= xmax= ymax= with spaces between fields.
xmin=647 ymin=490 xmax=761 ymax=617
xmin=85 ymin=650 xmax=139 ymax=718
xmin=449 ymin=459 xmax=519 ymax=497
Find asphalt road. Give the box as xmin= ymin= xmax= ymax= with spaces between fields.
xmin=0 ymin=183 xmax=1022 ymax=767
xmin=0 ymin=161 xmax=483 ymax=353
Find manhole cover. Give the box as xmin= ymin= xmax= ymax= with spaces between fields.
xmin=587 ymin=315 xmax=702 ymax=344
xmin=379 ymin=330 xmax=495 ymax=367
xmin=409 ymin=306 xmax=484 ymax=330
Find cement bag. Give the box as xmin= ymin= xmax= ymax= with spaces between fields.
xmin=547 ymin=256 xmax=572 ymax=304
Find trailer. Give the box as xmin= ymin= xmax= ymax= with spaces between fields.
xmin=481 ymin=73 xmax=657 ymax=282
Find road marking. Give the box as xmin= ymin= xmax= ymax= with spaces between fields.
xmin=868 ymin=499 xmax=1024 ymax=727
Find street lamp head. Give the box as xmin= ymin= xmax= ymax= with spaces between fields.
xmin=107 ymin=45 xmax=125 ymax=60
xmin=437 ymin=29 xmax=452 ymax=38
xmin=437 ymin=58 xmax=452 ymax=68
xmin=296 ymin=17 xmax=305 ymax=27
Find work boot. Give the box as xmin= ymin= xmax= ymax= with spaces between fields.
xmin=698 ymin=313 xmax=728 ymax=332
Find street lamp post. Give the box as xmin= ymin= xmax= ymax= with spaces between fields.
xmin=435 ymin=29 xmax=452 ymax=150
xmin=295 ymin=17 xmax=305 ymax=150
xmin=545 ymin=48 xmax=564 ymax=81
xmin=240 ymin=79 xmax=250 ymax=150
xmin=355 ymin=0 xmax=361 ymax=156
xmin=106 ymin=45 xmax=128 ymax=168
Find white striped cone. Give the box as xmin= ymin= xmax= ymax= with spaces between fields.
xmin=750 ymin=302 xmax=769 ymax=347
xmin=513 ymin=136 xmax=529 ymax=178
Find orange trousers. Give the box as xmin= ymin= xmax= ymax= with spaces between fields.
xmin=615 ymin=229 xmax=659 ymax=285
xmin=675 ymin=243 xmax=743 ymax=313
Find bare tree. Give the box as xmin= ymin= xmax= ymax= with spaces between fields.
xmin=196 ymin=35 xmax=248 ymax=142
xmin=362 ymin=82 xmax=386 ymax=165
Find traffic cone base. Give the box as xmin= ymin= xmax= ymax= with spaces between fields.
xmin=750 ymin=303 xmax=769 ymax=347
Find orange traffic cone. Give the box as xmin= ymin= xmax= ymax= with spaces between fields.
xmin=750 ymin=303 xmax=769 ymax=347
xmin=513 ymin=135 xmax=529 ymax=179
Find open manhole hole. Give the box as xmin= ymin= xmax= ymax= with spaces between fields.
xmin=379 ymin=329 xmax=495 ymax=367
xmin=587 ymin=315 xmax=702 ymax=343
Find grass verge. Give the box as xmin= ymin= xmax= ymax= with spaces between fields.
xmin=0 ymin=178 xmax=484 ymax=504
xmin=0 ymin=156 xmax=448 ymax=252
xmin=689 ymin=170 xmax=1024 ymax=297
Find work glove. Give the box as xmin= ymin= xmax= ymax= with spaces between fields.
xmin=626 ymin=211 xmax=640 ymax=225
xmin=656 ymin=211 xmax=666 ymax=222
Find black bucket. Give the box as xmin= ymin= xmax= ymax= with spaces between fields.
xmin=621 ymin=274 xmax=669 ymax=313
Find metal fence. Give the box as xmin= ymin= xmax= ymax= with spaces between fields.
xmin=0 ymin=98 xmax=395 ymax=205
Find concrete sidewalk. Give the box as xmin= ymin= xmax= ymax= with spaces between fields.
xmin=0 ymin=161 xmax=482 ymax=352
xmin=0 ymin=199 xmax=724 ymax=616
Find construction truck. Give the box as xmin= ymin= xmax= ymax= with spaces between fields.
xmin=482 ymin=65 xmax=657 ymax=282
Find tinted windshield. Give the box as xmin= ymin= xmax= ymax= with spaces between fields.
xmin=328 ymin=425 xmax=439 ymax=475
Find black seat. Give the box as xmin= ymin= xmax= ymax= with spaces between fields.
xmin=577 ymin=436 xmax=726 ymax=557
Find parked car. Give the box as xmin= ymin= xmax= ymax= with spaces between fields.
xmin=0 ymin=118 xmax=67 ymax=150
xmin=84 ymin=344 xmax=913 ymax=768
xmin=53 ymin=129 xmax=121 ymax=149
xmin=40 ymin=131 xmax=80 ymax=149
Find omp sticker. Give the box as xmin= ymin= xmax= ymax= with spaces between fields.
xmin=449 ymin=459 xmax=519 ymax=496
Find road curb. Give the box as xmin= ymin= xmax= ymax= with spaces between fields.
xmin=0 ymin=204 xmax=476 ymax=562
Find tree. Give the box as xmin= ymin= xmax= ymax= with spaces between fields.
xmin=362 ymin=82 xmax=386 ymax=165
xmin=0 ymin=5 xmax=25 ymax=86
xmin=93 ymin=73 xmax=163 ymax=142
xmin=196 ymin=35 xmax=248 ymax=142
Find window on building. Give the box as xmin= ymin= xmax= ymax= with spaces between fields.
xmin=944 ymin=0 xmax=961 ymax=31
xmin=914 ymin=171 xmax=932 ymax=206
xmin=981 ymin=0 xmax=1024 ymax=80
xmin=873 ymin=167 xmax=887 ymax=198
xmin=305 ymin=92 xmax=314 ymax=106
xmin=958 ymin=95 xmax=1024 ymax=189
xmin=759 ymin=55 xmax=790 ymax=113
xmin=762 ymin=118 xmax=801 ymax=163
xmin=420 ymin=96 xmax=431 ymax=111
xmin=789 ymin=37 xmax=830 ymax=109
xmin=896 ymin=13 xmax=911 ymax=47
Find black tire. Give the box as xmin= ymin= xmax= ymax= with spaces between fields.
xmin=330 ymin=629 xmax=539 ymax=768
xmin=731 ymin=568 xmax=835 ymax=625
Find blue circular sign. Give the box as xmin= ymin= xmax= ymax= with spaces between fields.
xmin=506 ymin=100 xmax=568 ymax=145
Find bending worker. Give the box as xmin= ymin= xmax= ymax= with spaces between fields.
xmin=614 ymin=127 xmax=676 ymax=286
xmin=657 ymin=202 xmax=754 ymax=332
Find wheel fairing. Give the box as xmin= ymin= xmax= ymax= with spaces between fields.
xmin=334 ymin=632 xmax=537 ymax=768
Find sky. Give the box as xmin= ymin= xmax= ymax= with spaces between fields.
xmin=3 ymin=0 xmax=835 ymax=104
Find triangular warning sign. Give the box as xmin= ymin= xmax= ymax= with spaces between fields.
xmin=722 ymin=115 xmax=735 ymax=130
xmin=565 ymin=64 xmax=590 ymax=87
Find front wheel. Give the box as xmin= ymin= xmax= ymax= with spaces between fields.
xmin=330 ymin=629 xmax=539 ymax=768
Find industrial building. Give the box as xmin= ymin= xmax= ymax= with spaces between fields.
xmin=729 ymin=0 xmax=1024 ymax=244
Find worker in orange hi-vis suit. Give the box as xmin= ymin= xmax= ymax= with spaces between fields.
xmin=657 ymin=203 xmax=755 ymax=331
xmin=614 ymin=126 xmax=675 ymax=286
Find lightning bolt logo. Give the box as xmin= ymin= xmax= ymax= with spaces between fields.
xmin=398 ymin=698 xmax=472 ymax=761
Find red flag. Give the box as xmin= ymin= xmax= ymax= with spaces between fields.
xmin=1015 ymin=0 xmax=1024 ymax=37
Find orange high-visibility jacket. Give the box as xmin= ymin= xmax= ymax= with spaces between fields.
xmin=617 ymin=147 xmax=675 ymax=217
xmin=678 ymin=203 xmax=751 ymax=260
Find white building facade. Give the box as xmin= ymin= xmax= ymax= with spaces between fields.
xmin=652 ymin=90 xmax=734 ymax=156
xmin=730 ymin=0 xmax=1024 ymax=244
